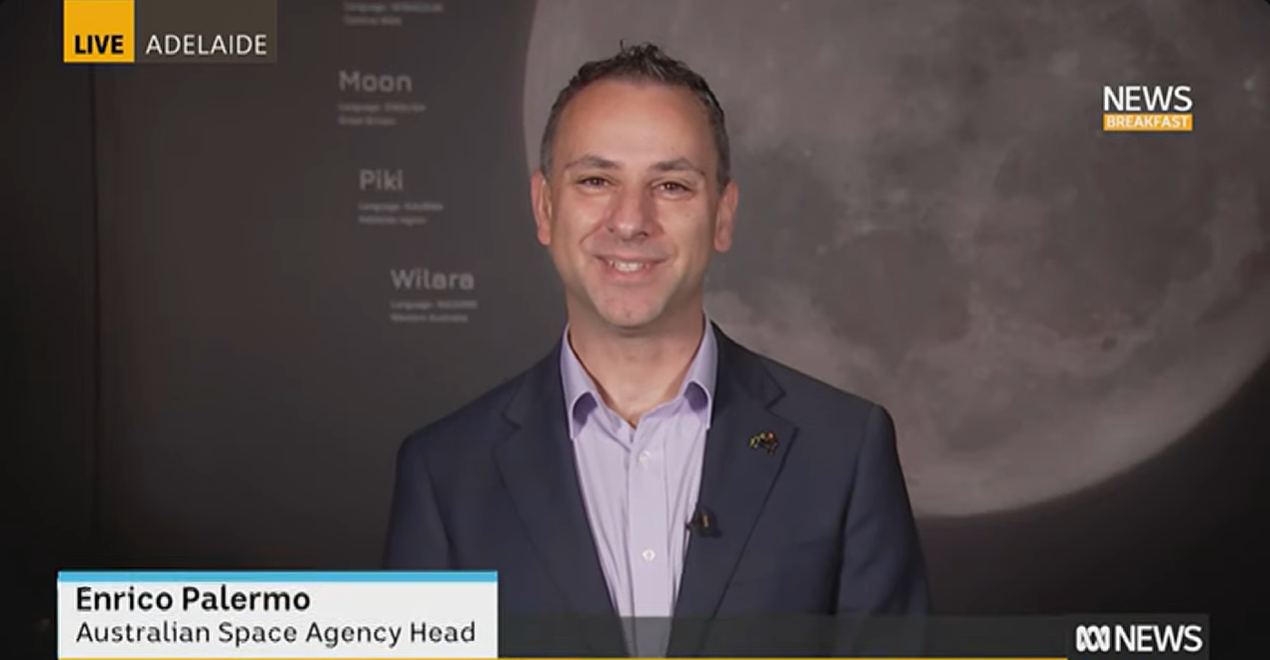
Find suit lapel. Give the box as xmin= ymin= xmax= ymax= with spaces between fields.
xmin=670 ymin=327 xmax=798 ymax=654
xmin=493 ymin=346 xmax=625 ymax=655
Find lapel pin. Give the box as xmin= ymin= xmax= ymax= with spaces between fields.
xmin=748 ymin=431 xmax=778 ymax=454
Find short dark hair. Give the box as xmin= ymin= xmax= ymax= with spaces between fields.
xmin=538 ymin=42 xmax=731 ymax=190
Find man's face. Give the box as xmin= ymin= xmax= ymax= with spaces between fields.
xmin=532 ymin=79 xmax=738 ymax=333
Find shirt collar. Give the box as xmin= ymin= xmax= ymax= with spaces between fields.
xmin=559 ymin=313 xmax=718 ymax=440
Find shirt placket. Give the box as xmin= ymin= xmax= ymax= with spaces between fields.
xmin=626 ymin=415 xmax=671 ymax=656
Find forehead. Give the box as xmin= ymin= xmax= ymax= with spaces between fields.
xmin=553 ymin=79 xmax=715 ymax=165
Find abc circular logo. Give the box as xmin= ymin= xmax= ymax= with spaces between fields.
xmin=1074 ymin=622 xmax=1204 ymax=654
xmin=1076 ymin=624 xmax=1112 ymax=653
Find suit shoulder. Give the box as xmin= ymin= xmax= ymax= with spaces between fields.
xmin=750 ymin=351 xmax=880 ymax=421
xmin=396 ymin=363 xmax=531 ymax=462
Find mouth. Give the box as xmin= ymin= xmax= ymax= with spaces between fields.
xmin=606 ymin=259 xmax=652 ymax=272
xmin=595 ymin=256 xmax=664 ymax=278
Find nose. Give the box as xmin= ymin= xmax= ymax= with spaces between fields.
xmin=605 ymin=184 xmax=656 ymax=240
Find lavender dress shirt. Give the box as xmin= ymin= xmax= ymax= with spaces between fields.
xmin=559 ymin=317 xmax=717 ymax=655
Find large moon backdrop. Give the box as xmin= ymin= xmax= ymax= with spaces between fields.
xmin=523 ymin=0 xmax=1270 ymax=516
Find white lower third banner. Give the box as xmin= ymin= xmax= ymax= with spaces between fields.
xmin=56 ymin=570 xmax=499 ymax=658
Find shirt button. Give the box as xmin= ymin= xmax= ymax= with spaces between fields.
xmin=642 ymin=549 xmax=656 ymax=562
xmin=638 ymin=451 xmax=651 ymax=467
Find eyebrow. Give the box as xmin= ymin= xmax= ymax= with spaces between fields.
xmin=562 ymin=154 xmax=619 ymax=171
xmin=562 ymin=154 xmax=706 ymax=178
xmin=650 ymin=157 xmax=706 ymax=178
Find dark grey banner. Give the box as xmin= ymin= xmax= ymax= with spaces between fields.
xmin=499 ymin=614 xmax=1210 ymax=659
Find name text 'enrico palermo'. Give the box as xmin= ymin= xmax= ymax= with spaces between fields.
xmin=78 ymin=584 xmax=310 ymax=612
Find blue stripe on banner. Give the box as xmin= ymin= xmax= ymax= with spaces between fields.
xmin=57 ymin=571 xmax=497 ymax=582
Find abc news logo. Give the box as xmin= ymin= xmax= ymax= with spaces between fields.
xmin=1074 ymin=623 xmax=1204 ymax=654
xmin=1101 ymin=85 xmax=1194 ymax=132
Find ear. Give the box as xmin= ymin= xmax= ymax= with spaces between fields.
xmin=713 ymin=179 xmax=739 ymax=252
xmin=530 ymin=169 xmax=554 ymax=246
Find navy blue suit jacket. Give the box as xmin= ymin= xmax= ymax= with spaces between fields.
xmin=385 ymin=325 xmax=930 ymax=655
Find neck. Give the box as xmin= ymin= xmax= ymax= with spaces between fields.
xmin=567 ymin=304 xmax=707 ymax=427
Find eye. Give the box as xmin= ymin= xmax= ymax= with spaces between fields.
xmin=578 ymin=176 xmax=609 ymax=188
xmin=658 ymin=181 xmax=690 ymax=193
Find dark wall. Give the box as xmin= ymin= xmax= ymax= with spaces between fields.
xmin=2 ymin=0 xmax=1268 ymax=656
xmin=90 ymin=0 xmax=562 ymax=571
xmin=0 ymin=0 xmax=98 ymax=654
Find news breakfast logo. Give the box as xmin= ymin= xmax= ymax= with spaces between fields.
xmin=63 ymin=0 xmax=277 ymax=65
xmin=1102 ymin=84 xmax=1193 ymax=132
xmin=1074 ymin=622 xmax=1205 ymax=658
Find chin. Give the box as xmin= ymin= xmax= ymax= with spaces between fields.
xmin=594 ymin=301 xmax=669 ymax=330
xmin=599 ymin=310 xmax=661 ymax=330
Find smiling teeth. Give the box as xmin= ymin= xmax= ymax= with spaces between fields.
xmin=608 ymin=260 xmax=647 ymax=272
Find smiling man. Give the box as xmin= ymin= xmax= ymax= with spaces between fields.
xmin=384 ymin=43 xmax=929 ymax=656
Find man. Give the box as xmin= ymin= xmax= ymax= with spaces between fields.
xmin=385 ymin=43 xmax=929 ymax=656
